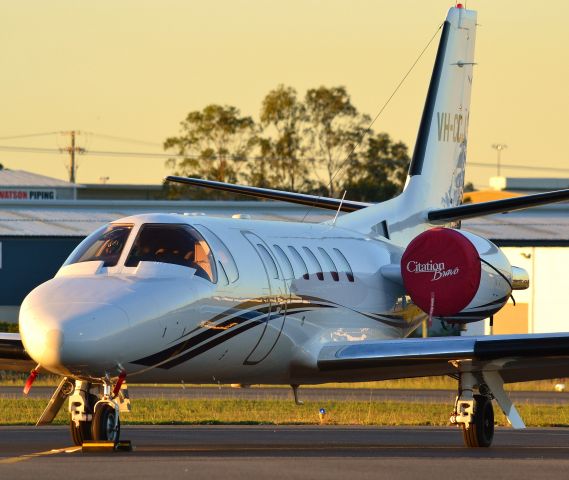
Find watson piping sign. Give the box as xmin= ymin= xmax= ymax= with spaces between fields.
xmin=0 ymin=189 xmax=57 ymax=200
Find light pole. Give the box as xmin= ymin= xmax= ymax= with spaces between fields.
xmin=491 ymin=143 xmax=507 ymax=177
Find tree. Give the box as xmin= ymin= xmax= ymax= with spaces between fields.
xmin=304 ymin=86 xmax=367 ymax=197
xmin=163 ymin=87 xmax=412 ymax=202
xmin=164 ymin=105 xmax=257 ymax=185
xmin=342 ymin=132 xmax=410 ymax=202
xmin=250 ymin=85 xmax=308 ymax=191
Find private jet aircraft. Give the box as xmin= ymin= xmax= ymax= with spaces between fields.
xmin=3 ymin=4 xmax=569 ymax=448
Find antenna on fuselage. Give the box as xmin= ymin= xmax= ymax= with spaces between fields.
xmin=332 ymin=191 xmax=347 ymax=226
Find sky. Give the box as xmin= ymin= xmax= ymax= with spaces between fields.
xmin=0 ymin=0 xmax=567 ymax=189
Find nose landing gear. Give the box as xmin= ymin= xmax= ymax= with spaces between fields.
xmin=69 ymin=375 xmax=130 ymax=446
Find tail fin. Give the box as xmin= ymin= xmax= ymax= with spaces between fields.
xmin=338 ymin=6 xmax=477 ymax=243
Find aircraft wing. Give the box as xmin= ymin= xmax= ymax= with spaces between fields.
xmin=318 ymin=333 xmax=569 ymax=383
xmin=0 ymin=332 xmax=36 ymax=372
xmin=167 ymin=176 xmax=569 ymax=222
xmin=428 ymin=188 xmax=569 ymax=223
xmin=165 ymin=176 xmax=371 ymax=213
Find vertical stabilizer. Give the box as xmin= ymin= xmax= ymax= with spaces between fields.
xmin=338 ymin=6 xmax=477 ymax=244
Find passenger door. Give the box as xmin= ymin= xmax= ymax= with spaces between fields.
xmin=241 ymin=231 xmax=288 ymax=365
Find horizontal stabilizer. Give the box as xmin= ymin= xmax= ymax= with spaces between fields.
xmin=165 ymin=176 xmax=370 ymax=212
xmin=428 ymin=188 xmax=569 ymax=223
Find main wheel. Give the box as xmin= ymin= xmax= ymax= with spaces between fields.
xmin=92 ymin=404 xmax=120 ymax=444
xmin=70 ymin=417 xmax=92 ymax=446
xmin=462 ymin=394 xmax=494 ymax=448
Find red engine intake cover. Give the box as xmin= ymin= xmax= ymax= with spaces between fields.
xmin=401 ymin=228 xmax=481 ymax=317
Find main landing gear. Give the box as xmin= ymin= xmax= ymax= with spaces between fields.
xmin=451 ymin=392 xmax=494 ymax=447
xmin=449 ymin=365 xmax=526 ymax=448
xmin=68 ymin=377 xmax=130 ymax=446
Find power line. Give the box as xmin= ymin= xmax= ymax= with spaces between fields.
xmin=0 ymin=145 xmax=186 ymax=159
xmin=0 ymin=146 xmax=61 ymax=154
xmin=86 ymin=132 xmax=162 ymax=148
xmin=469 ymin=162 xmax=569 ymax=174
xmin=1 ymin=142 xmax=569 ymax=187
xmin=0 ymin=132 xmax=58 ymax=141
xmin=85 ymin=149 xmax=185 ymax=159
xmin=0 ymin=144 xmax=568 ymax=174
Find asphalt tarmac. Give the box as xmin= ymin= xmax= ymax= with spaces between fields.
xmin=1 ymin=425 xmax=569 ymax=480
xmin=2 ymin=385 xmax=568 ymax=404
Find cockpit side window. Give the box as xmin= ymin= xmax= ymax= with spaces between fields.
xmin=125 ymin=224 xmax=217 ymax=282
xmin=66 ymin=224 xmax=133 ymax=267
xmin=195 ymin=224 xmax=239 ymax=283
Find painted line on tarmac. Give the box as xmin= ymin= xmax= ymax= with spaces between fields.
xmin=0 ymin=446 xmax=81 ymax=465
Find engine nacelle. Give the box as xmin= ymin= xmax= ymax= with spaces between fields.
xmin=401 ymin=228 xmax=513 ymax=323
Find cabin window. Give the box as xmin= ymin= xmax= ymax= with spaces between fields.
xmin=256 ymin=244 xmax=279 ymax=279
xmin=302 ymin=247 xmax=324 ymax=281
xmin=66 ymin=224 xmax=133 ymax=267
xmin=125 ymin=224 xmax=217 ymax=282
xmin=288 ymin=246 xmax=309 ymax=280
xmin=273 ymin=245 xmax=294 ymax=279
xmin=332 ymin=248 xmax=354 ymax=282
xmin=196 ymin=224 xmax=239 ymax=283
xmin=317 ymin=247 xmax=339 ymax=282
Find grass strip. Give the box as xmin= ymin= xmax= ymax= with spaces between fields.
xmin=2 ymin=398 xmax=569 ymax=427
xmin=0 ymin=372 xmax=566 ymax=392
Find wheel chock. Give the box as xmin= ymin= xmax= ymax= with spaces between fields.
xmin=115 ymin=440 xmax=133 ymax=452
xmin=81 ymin=440 xmax=133 ymax=452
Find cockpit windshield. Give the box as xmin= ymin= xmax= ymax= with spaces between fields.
xmin=125 ymin=223 xmax=217 ymax=282
xmin=66 ymin=224 xmax=133 ymax=267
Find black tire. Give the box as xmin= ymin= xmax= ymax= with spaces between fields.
xmin=462 ymin=394 xmax=494 ymax=448
xmin=92 ymin=404 xmax=120 ymax=444
xmin=70 ymin=417 xmax=92 ymax=446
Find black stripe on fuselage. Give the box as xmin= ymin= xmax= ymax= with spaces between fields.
xmin=157 ymin=308 xmax=316 ymax=370
xmin=157 ymin=318 xmax=264 ymax=369
xmin=130 ymin=295 xmax=411 ymax=370
xmin=472 ymin=295 xmax=509 ymax=309
xmin=131 ymin=307 xmax=271 ymax=366
xmin=300 ymin=295 xmax=408 ymax=328
xmin=171 ymin=302 xmax=272 ymax=344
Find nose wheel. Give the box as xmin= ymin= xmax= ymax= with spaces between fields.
xmin=92 ymin=403 xmax=121 ymax=443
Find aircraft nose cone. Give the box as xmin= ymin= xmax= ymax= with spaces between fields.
xmin=20 ymin=300 xmax=130 ymax=376
xmin=18 ymin=319 xmax=65 ymax=374
xmin=41 ymin=328 xmax=65 ymax=369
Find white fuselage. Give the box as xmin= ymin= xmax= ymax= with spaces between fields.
xmin=19 ymin=213 xmax=426 ymax=385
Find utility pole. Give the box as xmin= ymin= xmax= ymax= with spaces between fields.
xmin=60 ymin=131 xmax=85 ymax=200
xmin=491 ymin=143 xmax=507 ymax=177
